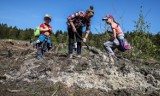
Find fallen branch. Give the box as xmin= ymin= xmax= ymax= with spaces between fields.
xmin=7 ymin=88 xmax=24 ymax=93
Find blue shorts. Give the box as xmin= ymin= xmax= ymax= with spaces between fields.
xmin=38 ymin=34 xmax=51 ymax=46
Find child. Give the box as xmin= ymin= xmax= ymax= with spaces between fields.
xmin=36 ymin=14 xmax=53 ymax=59
xmin=67 ymin=6 xmax=94 ymax=58
xmin=102 ymin=14 xmax=125 ymax=57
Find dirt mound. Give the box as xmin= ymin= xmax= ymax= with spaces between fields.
xmin=0 ymin=40 xmax=160 ymax=96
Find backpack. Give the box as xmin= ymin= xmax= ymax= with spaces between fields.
xmin=123 ymin=39 xmax=131 ymax=50
xmin=34 ymin=27 xmax=40 ymax=37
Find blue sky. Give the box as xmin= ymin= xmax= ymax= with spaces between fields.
xmin=0 ymin=0 xmax=160 ymax=34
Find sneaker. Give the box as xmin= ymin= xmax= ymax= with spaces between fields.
xmin=36 ymin=56 xmax=43 ymax=60
xmin=77 ymin=55 xmax=82 ymax=58
xmin=69 ymin=54 xmax=73 ymax=59
xmin=109 ymin=53 xmax=117 ymax=58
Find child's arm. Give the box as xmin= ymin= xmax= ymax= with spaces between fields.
xmin=111 ymin=28 xmax=116 ymax=40
xmin=40 ymin=25 xmax=49 ymax=32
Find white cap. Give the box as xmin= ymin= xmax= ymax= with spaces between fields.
xmin=44 ymin=14 xmax=52 ymax=20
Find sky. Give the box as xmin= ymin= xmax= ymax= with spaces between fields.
xmin=0 ymin=0 xmax=160 ymax=34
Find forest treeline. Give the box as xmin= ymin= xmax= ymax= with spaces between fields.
xmin=0 ymin=23 xmax=160 ymax=60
